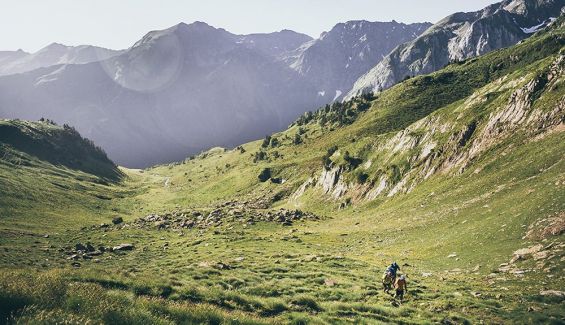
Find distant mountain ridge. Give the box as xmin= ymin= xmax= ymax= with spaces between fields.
xmin=286 ymin=20 xmax=431 ymax=101
xmin=346 ymin=0 xmax=565 ymax=98
xmin=0 ymin=43 xmax=123 ymax=76
xmin=0 ymin=20 xmax=427 ymax=167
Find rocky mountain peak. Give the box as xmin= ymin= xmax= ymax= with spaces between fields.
xmin=346 ymin=0 xmax=565 ymax=99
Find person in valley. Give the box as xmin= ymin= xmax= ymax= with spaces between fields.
xmin=394 ymin=274 xmax=408 ymax=302
xmin=382 ymin=262 xmax=401 ymax=293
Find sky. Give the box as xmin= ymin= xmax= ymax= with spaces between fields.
xmin=0 ymin=0 xmax=501 ymax=52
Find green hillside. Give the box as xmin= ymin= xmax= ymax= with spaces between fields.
xmin=1 ymin=20 xmax=564 ymax=324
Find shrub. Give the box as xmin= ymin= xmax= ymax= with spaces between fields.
xmin=357 ymin=172 xmax=369 ymax=184
xmin=261 ymin=135 xmax=271 ymax=148
xmin=258 ymin=168 xmax=271 ymax=182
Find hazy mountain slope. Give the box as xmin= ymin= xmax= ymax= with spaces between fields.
xmin=287 ymin=20 xmax=431 ymax=101
xmin=0 ymin=49 xmax=29 ymax=67
xmin=0 ymin=22 xmax=318 ymax=167
xmin=0 ymin=43 xmax=123 ymax=76
xmin=0 ymin=20 xmax=431 ymax=167
xmin=239 ymin=29 xmax=313 ymax=58
xmin=346 ymin=0 xmax=565 ymax=98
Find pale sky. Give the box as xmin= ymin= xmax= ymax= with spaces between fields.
xmin=1 ymin=0 xmax=501 ymax=52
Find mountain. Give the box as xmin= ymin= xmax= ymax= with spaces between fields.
xmin=0 ymin=21 xmax=429 ymax=168
xmin=238 ymin=29 xmax=313 ymax=58
xmin=1 ymin=17 xmax=564 ymax=325
xmin=0 ymin=22 xmax=318 ymax=167
xmin=0 ymin=119 xmax=122 ymax=181
xmin=346 ymin=0 xmax=565 ymax=99
xmin=288 ymin=20 xmax=431 ymax=101
xmin=0 ymin=43 xmax=123 ymax=76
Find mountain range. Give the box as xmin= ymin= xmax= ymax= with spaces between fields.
xmin=0 ymin=43 xmax=122 ymax=76
xmin=0 ymin=0 xmax=562 ymax=167
xmin=1 ymin=13 xmax=564 ymax=323
xmin=346 ymin=0 xmax=565 ymax=98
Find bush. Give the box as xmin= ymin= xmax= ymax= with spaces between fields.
xmin=357 ymin=172 xmax=369 ymax=184
xmin=258 ymin=168 xmax=272 ymax=182
xmin=322 ymin=146 xmax=338 ymax=170
xmin=252 ymin=151 xmax=268 ymax=163
xmin=261 ymin=135 xmax=271 ymax=148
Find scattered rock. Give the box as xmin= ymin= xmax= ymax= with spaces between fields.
xmin=324 ymin=279 xmax=336 ymax=287
xmin=512 ymin=244 xmax=543 ymax=260
xmin=213 ymin=262 xmax=232 ymax=270
xmin=524 ymin=212 xmax=565 ymax=240
xmin=447 ymin=253 xmax=457 ymax=258
xmin=128 ymin=205 xmax=320 ymax=231
xmin=539 ymin=290 xmax=565 ymax=297
xmin=198 ymin=261 xmax=211 ymax=268
xmin=75 ymin=243 xmax=87 ymax=251
xmin=112 ymin=243 xmax=134 ymax=251
xmin=533 ymin=250 xmax=550 ymax=260
xmin=112 ymin=216 xmax=123 ymax=225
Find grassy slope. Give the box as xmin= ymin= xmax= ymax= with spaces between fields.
xmin=0 ymin=24 xmax=564 ymax=324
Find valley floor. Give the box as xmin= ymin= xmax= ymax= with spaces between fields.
xmin=1 ymin=131 xmax=564 ymax=324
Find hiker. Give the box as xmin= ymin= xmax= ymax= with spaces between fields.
xmin=394 ymin=274 xmax=408 ymax=302
xmin=382 ymin=262 xmax=400 ymax=293
xmin=387 ymin=262 xmax=400 ymax=279
xmin=382 ymin=270 xmax=394 ymax=293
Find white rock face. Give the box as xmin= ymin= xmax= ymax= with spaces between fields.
xmin=346 ymin=0 xmax=565 ymax=99
xmin=306 ymin=54 xmax=565 ymax=202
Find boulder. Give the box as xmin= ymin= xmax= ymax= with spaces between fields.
xmin=512 ymin=244 xmax=543 ymax=259
xmin=85 ymin=243 xmax=95 ymax=252
xmin=112 ymin=216 xmax=124 ymax=225
xmin=539 ymin=290 xmax=565 ymax=297
xmin=112 ymin=243 xmax=134 ymax=251
xmin=213 ymin=262 xmax=233 ymax=270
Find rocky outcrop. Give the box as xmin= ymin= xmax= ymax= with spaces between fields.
xmin=444 ymin=55 xmax=565 ymax=173
xmin=318 ymin=167 xmax=349 ymax=198
xmin=300 ymin=55 xmax=564 ymax=203
xmin=346 ymin=0 xmax=565 ymax=98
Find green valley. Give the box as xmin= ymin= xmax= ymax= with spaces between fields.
xmin=1 ymin=18 xmax=564 ymax=325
